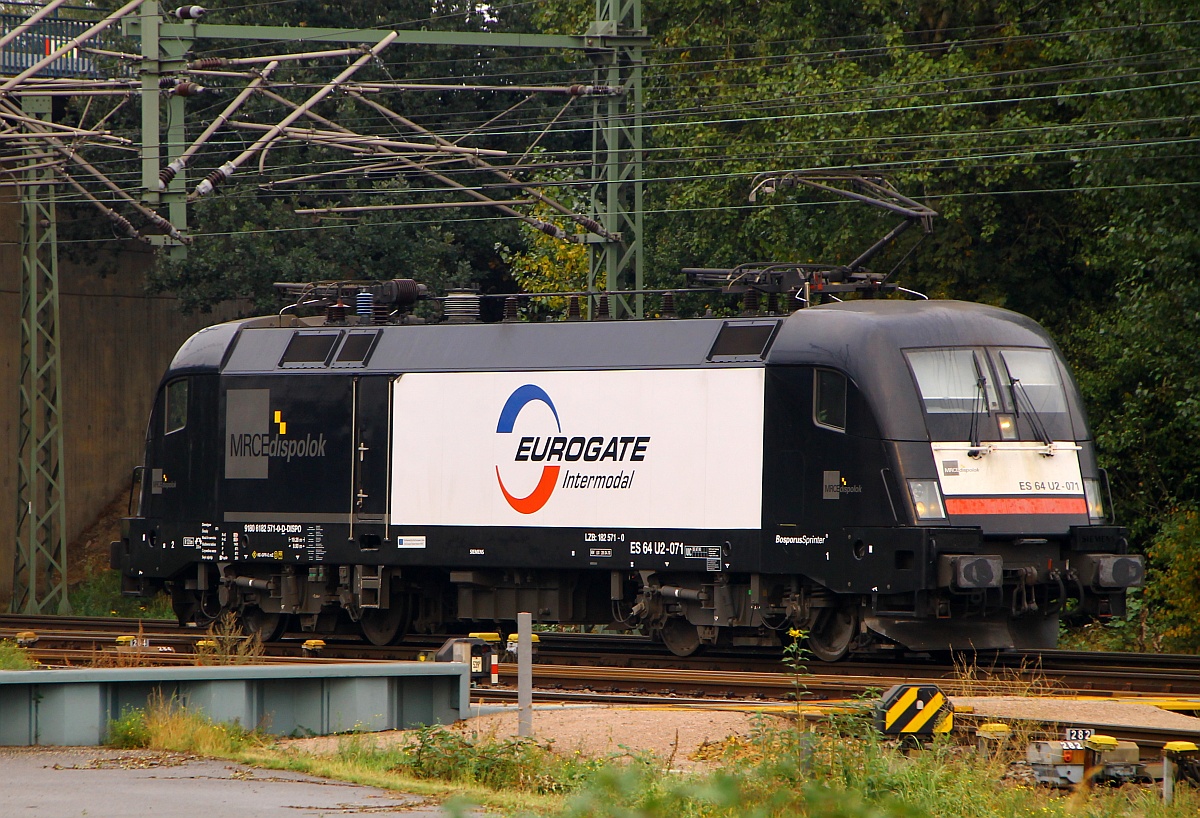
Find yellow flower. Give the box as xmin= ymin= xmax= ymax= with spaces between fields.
xmin=787 ymin=628 xmax=801 ymax=639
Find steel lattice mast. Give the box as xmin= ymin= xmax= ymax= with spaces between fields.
xmin=13 ymin=95 xmax=69 ymax=614
xmin=589 ymin=0 xmax=645 ymax=319
xmin=3 ymin=0 xmax=647 ymax=612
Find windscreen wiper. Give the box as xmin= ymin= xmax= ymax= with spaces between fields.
xmin=968 ymin=356 xmax=989 ymax=455
xmin=1009 ymin=377 xmax=1052 ymax=447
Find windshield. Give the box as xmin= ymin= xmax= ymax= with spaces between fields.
xmin=905 ymin=349 xmax=999 ymax=414
xmin=998 ymin=348 xmax=1067 ymax=414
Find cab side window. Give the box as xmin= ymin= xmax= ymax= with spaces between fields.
xmin=813 ymin=369 xmax=847 ymax=431
xmin=165 ymin=379 xmax=188 ymax=434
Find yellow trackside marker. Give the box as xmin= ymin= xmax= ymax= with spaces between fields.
xmin=885 ymin=685 xmax=920 ymax=729
xmin=901 ymin=691 xmax=946 ymax=734
xmin=877 ymin=684 xmax=954 ymax=737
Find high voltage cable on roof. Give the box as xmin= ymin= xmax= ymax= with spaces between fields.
xmin=49 ymin=126 xmax=1195 ymax=213
xmin=56 ymin=125 xmax=1195 ymax=200
xmin=119 ymin=36 xmax=1190 ymax=131
xmin=4 ymin=2 xmax=1194 ymax=244
xmin=36 ymin=109 xmax=1195 ymax=189
xmin=281 ymin=55 xmax=1192 ymax=144
xmin=392 ymin=74 xmax=1200 ymax=145
xmin=196 ymin=55 xmax=1196 ymax=128
xmin=170 ymin=42 xmax=1195 ymax=103
xmin=22 ymin=173 xmax=1200 ymax=246
xmin=178 ymin=11 xmax=1198 ymax=65
xmin=110 ymin=177 xmax=1200 ymax=243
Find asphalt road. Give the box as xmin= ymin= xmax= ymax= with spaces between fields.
xmin=0 ymin=747 xmax=469 ymax=817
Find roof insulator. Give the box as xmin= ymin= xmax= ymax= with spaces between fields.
xmin=170 ymin=81 xmax=204 ymax=97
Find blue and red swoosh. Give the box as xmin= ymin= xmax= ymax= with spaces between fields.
xmin=495 ymin=384 xmax=560 ymax=514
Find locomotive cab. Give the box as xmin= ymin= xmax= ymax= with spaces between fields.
xmin=758 ymin=301 xmax=1142 ymax=657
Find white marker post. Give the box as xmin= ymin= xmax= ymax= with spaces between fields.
xmin=517 ymin=612 xmax=533 ymax=737
xmin=1162 ymin=741 xmax=1199 ymax=805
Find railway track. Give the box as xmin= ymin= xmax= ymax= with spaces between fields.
xmin=3 ymin=614 xmax=1200 ymax=700
xmin=3 ymin=614 xmax=1199 ymax=761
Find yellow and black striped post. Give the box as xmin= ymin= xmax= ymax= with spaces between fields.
xmin=875 ymin=684 xmax=954 ymax=736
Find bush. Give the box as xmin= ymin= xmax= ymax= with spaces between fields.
xmin=1145 ymin=507 xmax=1200 ymax=652
xmin=393 ymin=726 xmax=606 ymax=793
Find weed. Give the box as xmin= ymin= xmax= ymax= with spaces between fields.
xmin=91 ymin=621 xmax=159 ymax=668
xmin=107 ymin=707 xmax=151 ymax=748
xmin=945 ymin=652 xmax=1062 ymax=698
xmin=195 ymin=612 xmax=264 ymax=665
xmin=105 ymin=691 xmax=265 ymax=755
xmin=70 ymin=569 xmax=173 ymax=619
xmin=88 ymin=700 xmax=1200 ymax=818
xmin=0 ymin=639 xmax=38 ymax=670
xmin=782 ymin=627 xmax=812 ymax=711
xmin=393 ymin=725 xmax=604 ymax=793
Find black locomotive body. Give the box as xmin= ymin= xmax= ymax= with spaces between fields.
xmin=113 ymin=297 xmax=1143 ymax=659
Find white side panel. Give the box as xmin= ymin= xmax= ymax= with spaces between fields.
xmin=390 ymin=369 xmax=765 ymax=529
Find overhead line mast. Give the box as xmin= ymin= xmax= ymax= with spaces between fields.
xmin=2 ymin=0 xmax=647 ymax=612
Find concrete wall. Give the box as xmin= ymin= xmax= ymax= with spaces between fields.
xmin=0 ymin=185 xmax=242 ymax=606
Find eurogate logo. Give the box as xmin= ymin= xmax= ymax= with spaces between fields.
xmin=495 ymin=384 xmax=562 ymax=514
xmin=494 ymin=384 xmax=650 ymax=514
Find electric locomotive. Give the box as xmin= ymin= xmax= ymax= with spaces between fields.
xmin=112 ymin=280 xmax=1143 ymax=659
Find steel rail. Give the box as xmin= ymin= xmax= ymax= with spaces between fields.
xmin=6 ymin=615 xmax=1200 ymax=697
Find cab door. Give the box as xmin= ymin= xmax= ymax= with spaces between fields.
xmin=350 ymin=375 xmax=391 ymax=547
xmin=141 ymin=377 xmax=191 ymax=538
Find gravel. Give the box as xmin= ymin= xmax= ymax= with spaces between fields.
xmin=280 ymin=697 xmax=1200 ymax=771
xmin=950 ymin=696 xmax=1200 ymax=734
xmin=283 ymin=704 xmax=788 ymax=771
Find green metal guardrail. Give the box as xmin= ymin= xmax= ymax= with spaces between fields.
xmin=0 ymin=661 xmax=468 ymax=745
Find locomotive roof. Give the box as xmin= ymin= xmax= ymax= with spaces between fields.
xmin=169 ymin=298 xmax=1054 ymax=374
xmin=164 ymin=297 xmax=1085 ymax=441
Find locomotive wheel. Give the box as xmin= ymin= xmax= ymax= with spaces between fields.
xmin=658 ymin=618 xmax=702 ymax=657
xmin=241 ymin=606 xmax=287 ymax=642
xmin=360 ymin=606 xmax=407 ymax=646
xmin=807 ymin=605 xmax=859 ymax=662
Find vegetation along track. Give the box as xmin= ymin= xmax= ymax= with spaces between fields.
xmin=4 ymin=615 xmax=1200 ymax=701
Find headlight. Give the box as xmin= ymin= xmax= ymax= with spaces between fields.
xmin=908 ymin=479 xmax=947 ymax=521
xmin=1083 ymin=478 xmax=1105 ymax=521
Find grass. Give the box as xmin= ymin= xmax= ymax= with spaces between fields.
xmin=107 ymin=691 xmax=264 ymax=755
xmin=69 ymin=568 xmax=173 ymax=619
xmin=944 ymin=652 xmax=1063 ymax=698
xmin=102 ymin=699 xmax=1200 ymax=818
xmin=0 ymin=639 xmax=38 ymax=670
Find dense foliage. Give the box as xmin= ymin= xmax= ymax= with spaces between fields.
xmin=99 ymin=0 xmax=1199 ymax=648
xmin=541 ymin=0 xmax=1200 ymax=650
